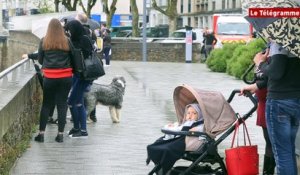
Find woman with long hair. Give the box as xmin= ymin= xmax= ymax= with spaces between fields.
xmin=24 ymin=18 xmax=73 ymax=143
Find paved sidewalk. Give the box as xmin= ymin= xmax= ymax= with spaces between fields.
xmin=10 ymin=61 xmax=264 ymax=175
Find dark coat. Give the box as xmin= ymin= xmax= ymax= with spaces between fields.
xmin=147 ymin=121 xmax=203 ymax=174
xmin=64 ymin=20 xmax=93 ymax=59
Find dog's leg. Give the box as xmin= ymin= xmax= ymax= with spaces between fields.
xmin=116 ymin=109 xmax=121 ymax=122
xmin=85 ymin=96 xmax=97 ymax=124
xmin=109 ymin=106 xmax=119 ymax=123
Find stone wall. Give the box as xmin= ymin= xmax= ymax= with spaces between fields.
xmin=111 ymin=39 xmax=202 ymax=62
xmin=0 ymin=31 xmax=39 ymax=72
xmin=0 ymin=77 xmax=41 ymax=142
xmin=5 ymin=31 xmax=203 ymax=64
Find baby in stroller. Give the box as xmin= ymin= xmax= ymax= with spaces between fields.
xmin=147 ymin=103 xmax=205 ymax=175
xmin=163 ymin=103 xmax=204 ymax=140
xmin=146 ymin=85 xmax=247 ymax=175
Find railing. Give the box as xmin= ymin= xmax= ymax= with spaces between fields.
xmin=0 ymin=58 xmax=32 ymax=89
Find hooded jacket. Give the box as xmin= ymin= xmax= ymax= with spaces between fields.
xmin=64 ymin=20 xmax=93 ymax=59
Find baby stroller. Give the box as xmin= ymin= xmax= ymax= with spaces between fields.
xmin=147 ymin=84 xmax=257 ymax=175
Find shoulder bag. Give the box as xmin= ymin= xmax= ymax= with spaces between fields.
xmin=225 ymin=120 xmax=259 ymax=175
xmin=69 ymin=37 xmax=105 ymax=80
xmin=81 ymin=36 xmax=105 ymax=81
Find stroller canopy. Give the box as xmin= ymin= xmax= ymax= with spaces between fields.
xmin=173 ymin=84 xmax=236 ymax=138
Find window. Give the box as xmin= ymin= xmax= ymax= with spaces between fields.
xmin=188 ymin=17 xmax=191 ymax=26
xmin=188 ymin=0 xmax=191 ymax=12
xmin=217 ymin=23 xmax=250 ymax=35
xmin=196 ymin=5 xmax=200 ymax=12
xmin=194 ymin=17 xmax=198 ymax=27
xmin=227 ymin=0 xmax=229 ymax=9
xmin=222 ymin=0 xmax=225 ymax=9
xmin=181 ymin=0 xmax=183 ymax=13
xmin=232 ymin=0 xmax=236 ymax=9
xmin=212 ymin=1 xmax=216 ymax=11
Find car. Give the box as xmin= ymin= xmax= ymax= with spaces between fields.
xmin=110 ymin=26 xmax=132 ymax=37
xmin=140 ymin=25 xmax=169 ymax=38
xmin=115 ymin=30 xmax=132 ymax=37
xmin=157 ymin=28 xmax=204 ymax=44
xmin=170 ymin=28 xmax=204 ymax=43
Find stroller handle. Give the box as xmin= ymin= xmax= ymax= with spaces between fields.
xmin=242 ymin=63 xmax=256 ymax=85
xmin=227 ymin=89 xmax=257 ymax=120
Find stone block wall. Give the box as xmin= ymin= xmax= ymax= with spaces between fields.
xmin=5 ymin=31 xmax=203 ymax=64
xmin=111 ymin=39 xmax=202 ymax=62
xmin=0 ymin=77 xmax=41 ymax=142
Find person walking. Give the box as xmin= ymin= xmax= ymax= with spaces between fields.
xmin=102 ymin=29 xmax=112 ymax=66
xmin=203 ymin=30 xmax=217 ymax=60
xmin=64 ymin=20 xmax=94 ymax=138
xmin=241 ymin=41 xmax=300 ymax=175
xmin=23 ymin=18 xmax=73 ymax=143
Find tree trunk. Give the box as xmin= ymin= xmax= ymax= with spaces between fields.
xmin=130 ymin=0 xmax=139 ymax=37
xmin=168 ymin=18 xmax=177 ymax=33
xmin=152 ymin=0 xmax=178 ymax=34
xmin=106 ymin=14 xmax=112 ymax=28
xmin=102 ymin=0 xmax=118 ymax=28
xmin=61 ymin=0 xmax=78 ymax=11
xmin=54 ymin=0 xmax=60 ymax=12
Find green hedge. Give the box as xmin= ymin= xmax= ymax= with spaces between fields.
xmin=206 ymin=43 xmax=240 ymax=72
xmin=206 ymin=38 xmax=265 ymax=79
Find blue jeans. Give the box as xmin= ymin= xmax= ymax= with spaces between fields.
xmin=103 ymin=46 xmax=111 ymax=65
xmin=68 ymin=75 xmax=91 ymax=131
xmin=266 ymin=99 xmax=300 ymax=175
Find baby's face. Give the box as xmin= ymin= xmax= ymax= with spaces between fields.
xmin=185 ymin=107 xmax=198 ymax=121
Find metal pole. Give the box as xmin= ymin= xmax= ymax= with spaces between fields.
xmin=0 ymin=1 xmax=3 ymax=32
xmin=142 ymin=0 xmax=147 ymax=62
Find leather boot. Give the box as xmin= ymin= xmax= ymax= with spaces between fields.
xmin=263 ymin=155 xmax=276 ymax=175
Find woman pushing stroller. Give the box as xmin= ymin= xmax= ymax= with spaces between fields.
xmin=147 ymin=103 xmax=204 ymax=175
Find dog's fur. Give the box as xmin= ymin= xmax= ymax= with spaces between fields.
xmin=84 ymin=76 xmax=126 ymax=123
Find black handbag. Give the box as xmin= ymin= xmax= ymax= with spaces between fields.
xmin=69 ymin=37 xmax=105 ymax=80
xmin=82 ymin=51 xmax=105 ymax=81
xmin=81 ymin=36 xmax=105 ymax=81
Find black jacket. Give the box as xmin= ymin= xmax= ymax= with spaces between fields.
xmin=64 ymin=20 xmax=93 ymax=59
xmin=257 ymin=54 xmax=300 ymax=99
xmin=28 ymin=40 xmax=72 ymax=69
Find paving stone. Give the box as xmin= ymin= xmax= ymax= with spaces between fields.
xmin=10 ymin=61 xmax=265 ymax=174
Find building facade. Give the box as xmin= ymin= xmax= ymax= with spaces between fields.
xmin=178 ymin=0 xmax=242 ymax=30
xmin=147 ymin=0 xmax=242 ymax=30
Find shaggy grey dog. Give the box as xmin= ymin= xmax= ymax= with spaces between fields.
xmin=84 ymin=76 xmax=126 ymax=123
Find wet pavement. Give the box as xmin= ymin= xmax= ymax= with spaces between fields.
xmin=10 ymin=61 xmax=265 ymax=175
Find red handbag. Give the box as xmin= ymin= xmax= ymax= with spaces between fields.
xmin=225 ymin=120 xmax=259 ymax=175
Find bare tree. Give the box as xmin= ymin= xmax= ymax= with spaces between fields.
xmin=32 ymin=0 xmax=54 ymax=13
xmin=79 ymin=0 xmax=97 ymax=17
xmin=151 ymin=0 xmax=178 ymax=33
xmin=61 ymin=0 xmax=79 ymax=11
xmin=130 ymin=0 xmax=139 ymax=37
xmin=59 ymin=0 xmax=96 ymax=18
xmin=102 ymin=0 xmax=118 ymax=28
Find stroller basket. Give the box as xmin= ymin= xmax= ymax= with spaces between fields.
xmin=147 ymin=85 xmax=257 ymax=175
